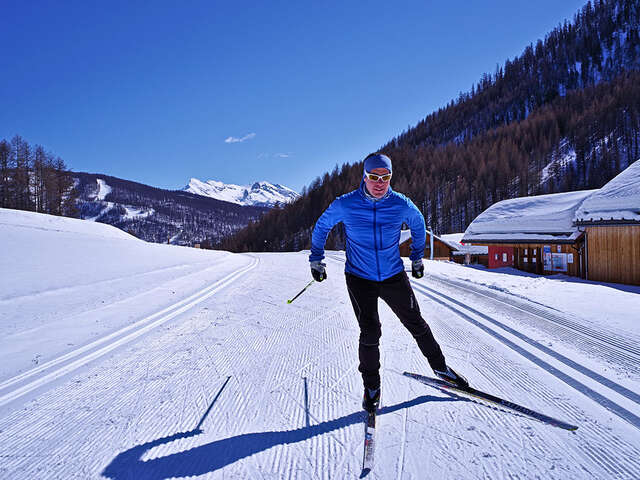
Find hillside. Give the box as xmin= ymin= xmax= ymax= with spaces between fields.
xmin=219 ymin=0 xmax=640 ymax=253
xmin=74 ymin=172 xmax=269 ymax=246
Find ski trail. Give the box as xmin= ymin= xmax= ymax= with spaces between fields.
xmin=412 ymin=283 xmax=640 ymax=479
xmin=412 ymin=282 xmax=640 ymax=424
xmin=1 ymin=251 xmax=639 ymax=479
xmin=0 ymin=256 xmax=258 ymax=412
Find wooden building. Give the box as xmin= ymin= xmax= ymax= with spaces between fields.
xmin=462 ymin=190 xmax=594 ymax=278
xmin=399 ymin=230 xmax=459 ymax=260
xmin=573 ymin=159 xmax=640 ymax=285
xmin=462 ymin=159 xmax=640 ymax=285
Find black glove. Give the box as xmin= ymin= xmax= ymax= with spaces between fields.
xmin=411 ymin=259 xmax=424 ymax=279
xmin=310 ymin=260 xmax=327 ymax=282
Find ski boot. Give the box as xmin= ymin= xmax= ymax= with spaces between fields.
xmin=434 ymin=366 xmax=469 ymax=389
xmin=362 ymin=387 xmax=380 ymax=413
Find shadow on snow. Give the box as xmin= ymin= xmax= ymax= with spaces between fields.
xmin=102 ymin=394 xmax=461 ymax=479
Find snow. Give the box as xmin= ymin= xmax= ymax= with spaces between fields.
xmin=463 ymin=190 xmax=597 ymax=242
xmin=574 ymin=159 xmax=640 ymax=223
xmin=184 ymin=177 xmax=299 ymax=207
xmin=122 ymin=205 xmax=154 ymax=220
xmin=400 ymin=230 xmax=461 ymax=251
xmin=423 ymin=259 xmax=640 ymax=336
xmin=1 ymin=209 xmax=640 ymax=479
xmin=94 ymin=178 xmax=112 ymax=201
xmin=441 ymin=233 xmax=464 ymax=244
xmin=452 ymin=245 xmax=488 ymax=255
xmin=1 ymin=207 xmax=133 ymax=241
xmin=540 ymin=145 xmax=576 ymax=185
xmin=0 ymin=208 xmax=243 ymax=382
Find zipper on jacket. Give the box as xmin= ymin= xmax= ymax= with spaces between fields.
xmin=373 ymin=202 xmax=381 ymax=280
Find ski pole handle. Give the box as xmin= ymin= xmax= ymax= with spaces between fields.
xmin=287 ymin=280 xmax=315 ymax=304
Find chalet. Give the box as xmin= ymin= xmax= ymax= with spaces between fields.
xmin=462 ymin=190 xmax=596 ymax=278
xmin=399 ymin=229 xmax=459 ymax=260
xmin=462 ymin=159 xmax=640 ymax=286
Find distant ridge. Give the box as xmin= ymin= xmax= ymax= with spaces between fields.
xmin=73 ymin=172 xmax=268 ymax=246
xmin=184 ymin=178 xmax=299 ymax=207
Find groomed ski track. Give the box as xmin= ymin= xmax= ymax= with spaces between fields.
xmin=1 ymin=252 xmax=639 ymax=479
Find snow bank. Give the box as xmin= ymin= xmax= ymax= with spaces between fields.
xmin=0 ymin=208 xmax=242 ymax=381
xmin=0 ymin=207 xmax=135 ymax=241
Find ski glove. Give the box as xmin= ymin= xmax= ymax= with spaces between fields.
xmin=310 ymin=260 xmax=327 ymax=282
xmin=411 ymin=259 xmax=424 ymax=279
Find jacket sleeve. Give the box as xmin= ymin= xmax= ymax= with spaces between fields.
xmin=405 ymin=198 xmax=426 ymax=261
xmin=309 ymin=198 xmax=344 ymax=262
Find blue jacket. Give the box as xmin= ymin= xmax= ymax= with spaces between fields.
xmin=309 ymin=182 xmax=426 ymax=281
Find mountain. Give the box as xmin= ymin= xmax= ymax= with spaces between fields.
xmin=74 ymin=172 xmax=269 ymax=246
xmin=184 ymin=178 xmax=299 ymax=207
xmin=219 ymin=0 xmax=640 ymax=253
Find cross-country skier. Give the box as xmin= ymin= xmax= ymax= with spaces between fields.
xmin=309 ymin=153 xmax=468 ymax=413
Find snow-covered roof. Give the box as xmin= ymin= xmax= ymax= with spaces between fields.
xmin=441 ymin=233 xmax=464 ymax=244
xmin=452 ymin=245 xmax=488 ymax=255
xmin=399 ymin=229 xmax=460 ymax=251
xmin=574 ymin=159 xmax=640 ymax=224
xmin=463 ymin=189 xmax=596 ymax=243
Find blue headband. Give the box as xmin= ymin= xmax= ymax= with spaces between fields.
xmin=363 ymin=154 xmax=392 ymax=175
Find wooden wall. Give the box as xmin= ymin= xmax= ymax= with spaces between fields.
xmin=586 ymin=225 xmax=640 ymax=285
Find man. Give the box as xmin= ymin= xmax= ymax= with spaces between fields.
xmin=309 ymin=153 xmax=467 ymax=413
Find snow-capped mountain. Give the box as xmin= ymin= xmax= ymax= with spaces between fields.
xmin=73 ymin=172 xmax=268 ymax=246
xmin=184 ymin=178 xmax=299 ymax=207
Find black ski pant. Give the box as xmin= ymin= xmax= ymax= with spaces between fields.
xmin=345 ymin=270 xmax=447 ymax=390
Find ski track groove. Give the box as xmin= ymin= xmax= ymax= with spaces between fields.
xmin=416 ymin=283 xmax=640 ymax=479
xmin=428 ymin=275 xmax=640 ymax=374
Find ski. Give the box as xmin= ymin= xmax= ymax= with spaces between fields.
xmin=403 ymin=371 xmax=578 ymax=431
xmin=361 ymin=410 xmax=376 ymax=474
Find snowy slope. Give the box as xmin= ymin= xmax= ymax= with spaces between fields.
xmin=184 ymin=178 xmax=299 ymax=207
xmin=0 ymin=208 xmax=249 ymax=384
xmin=1 ymin=210 xmax=640 ymax=479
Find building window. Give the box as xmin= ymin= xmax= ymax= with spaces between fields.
xmin=502 ymin=253 xmax=507 ymax=262
xmin=524 ymin=257 xmax=528 ymax=263
xmin=495 ymin=254 xmax=498 ymax=260
xmin=533 ymin=249 xmax=536 ymax=255
xmin=524 ymin=248 xmax=528 ymax=255
xmin=533 ymin=258 xmax=537 ymax=263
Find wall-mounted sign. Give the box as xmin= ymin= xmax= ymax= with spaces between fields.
xmin=551 ymin=253 xmax=568 ymax=272
xmin=543 ymin=246 xmax=552 ymax=270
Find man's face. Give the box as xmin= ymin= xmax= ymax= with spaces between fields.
xmin=364 ymin=167 xmax=391 ymax=199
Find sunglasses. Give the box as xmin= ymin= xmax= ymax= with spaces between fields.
xmin=364 ymin=171 xmax=392 ymax=182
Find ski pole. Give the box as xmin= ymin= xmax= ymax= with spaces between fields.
xmin=287 ymin=280 xmax=315 ymax=304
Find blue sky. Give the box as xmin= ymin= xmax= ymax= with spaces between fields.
xmin=0 ymin=0 xmax=587 ymax=193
